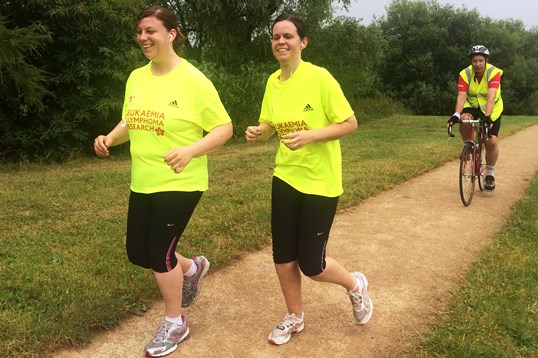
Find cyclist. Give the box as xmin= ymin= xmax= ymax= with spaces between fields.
xmin=447 ymin=45 xmax=503 ymax=190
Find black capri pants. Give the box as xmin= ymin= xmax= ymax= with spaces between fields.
xmin=271 ymin=176 xmax=339 ymax=277
xmin=126 ymin=190 xmax=202 ymax=273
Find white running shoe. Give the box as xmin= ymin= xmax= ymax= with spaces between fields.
xmin=268 ymin=312 xmax=304 ymax=346
xmin=348 ymin=272 xmax=373 ymax=325
xmin=145 ymin=317 xmax=190 ymax=357
xmin=182 ymin=256 xmax=210 ymax=308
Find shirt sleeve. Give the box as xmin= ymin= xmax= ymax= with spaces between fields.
xmin=321 ymin=70 xmax=354 ymax=123
xmin=488 ymin=72 xmax=501 ymax=89
xmin=457 ymin=75 xmax=468 ymax=92
xmin=196 ymin=77 xmax=232 ymax=132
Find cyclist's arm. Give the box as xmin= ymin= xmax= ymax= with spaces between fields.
xmin=485 ymin=87 xmax=498 ymax=117
xmin=485 ymin=72 xmax=501 ymax=117
xmin=454 ymin=91 xmax=467 ymax=114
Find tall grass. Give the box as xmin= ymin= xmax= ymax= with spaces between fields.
xmin=417 ymin=170 xmax=538 ymax=357
xmin=1 ymin=116 xmax=537 ymax=357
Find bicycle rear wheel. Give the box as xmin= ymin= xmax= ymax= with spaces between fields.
xmin=459 ymin=142 xmax=475 ymax=206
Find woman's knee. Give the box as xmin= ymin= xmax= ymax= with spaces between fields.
xmin=297 ymin=259 xmax=324 ymax=277
xmin=126 ymin=250 xmax=151 ymax=269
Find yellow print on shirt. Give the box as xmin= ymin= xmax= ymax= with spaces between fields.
xmin=125 ymin=109 xmax=166 ymax=136
xmin=274 ymin=120 xmax=309 ymax=137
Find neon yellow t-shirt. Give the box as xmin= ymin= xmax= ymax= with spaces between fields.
xmin=259 ymin=61 xmax=354 ymax=197
xmin=122 ymin=60 xmax=231 ymax=193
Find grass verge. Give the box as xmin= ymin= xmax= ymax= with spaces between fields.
xmin=1 ymin=115 xmax=537 ymax=357
xmin=417 ymin=169 xmax=538 ymax=357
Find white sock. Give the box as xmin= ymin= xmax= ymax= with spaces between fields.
xmin=292 ymin=311 xmax=304 ymax=320
xmin=486 ymin=165 xmax=495 ymax=176
xmin=351 ymin=274 xmax=364 ymax=292
xmin=166 ymin=315 xmax=183 ymax=326
xmin=184 ymin=259 xmax=197 ymax=278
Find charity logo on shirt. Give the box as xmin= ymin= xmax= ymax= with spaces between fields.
xmin=125 ymin=108 xmax=166 ymax=136
xmin=274 ymin=119 xmax=309 ymax=137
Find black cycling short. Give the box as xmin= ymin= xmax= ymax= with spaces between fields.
xmin=126 ymin=190 xmax=202 ymax=273
xmin=271 ymin=176 xmax=339 ymax=277
xmin=461 ymin=107 xmax=502 ymax=137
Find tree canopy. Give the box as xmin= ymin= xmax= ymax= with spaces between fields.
xmin=0 ymin=0 xmax=537 ymax=161
xmin=377 ymin=0 xmax=538 ymax=115
xmin=167 ymin=0 xmax=351 ymax=67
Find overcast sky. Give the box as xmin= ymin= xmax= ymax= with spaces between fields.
xmin=335 ymin=0 xmax=537 ymax=29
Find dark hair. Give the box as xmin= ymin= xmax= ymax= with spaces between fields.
xmin=137 ymin=6 xmax=186 ymax=51
xmin=272 ymin=13 xmax=307 ymax=39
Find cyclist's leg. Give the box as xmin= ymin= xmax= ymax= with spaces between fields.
xmin=459 ymin=108 xmax=481 ymax=141
xmin=485 ymin=117 xmax=501 ymax=167
xmin=458 ymin=114 xmax=472 ymax=141
xmin=484 ymin=117 xmax=501 ymax=191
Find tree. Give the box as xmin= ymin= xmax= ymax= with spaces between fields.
xmin=0 ymin=15 xmax=52 ymax=159
xmin=0 ymin=15 xmax=50 ymax=108
xmin=0 ymin=0 xmax=354 ymax=161
xmin=166 ymin=0 xmax=352 ymax=69
xmin=0 ymin=0 xmax=148 ymax=161
xmin=475 ymin=19 xmax=538 ymax=115
xmin=378 ymin=0 xmax=482 ymax=115
xmin=305 ymin=16 xmax=385 ymax=99
xmin=376 ymin=0 xmax=538 ymax=115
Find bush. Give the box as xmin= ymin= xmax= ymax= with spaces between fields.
xmin=351 ymin=97 xmax=411 ymax=120
xmin=0 ymin=0 xmax=147 ymax=162
xmin=195 ymin=61 xmax=274 ymax=136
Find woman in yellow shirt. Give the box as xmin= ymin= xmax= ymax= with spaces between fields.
xmin=94 ymin=6 xmax=232 ymax=357
xmin=245 ymin=13 xmax=373 ymax=346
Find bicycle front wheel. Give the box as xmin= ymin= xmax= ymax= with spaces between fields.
xmin=459 ymin=142 xmax=475 ymax=206
xmin=477 ymin=137 xmax=487 ymax=191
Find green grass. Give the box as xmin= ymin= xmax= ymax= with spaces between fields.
xmin=417 ymin=169 xmax=538 ymax=357
xmin=1 ymin=115 xmax=537 ymax=357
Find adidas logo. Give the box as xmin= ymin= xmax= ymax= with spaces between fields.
xmin=303 ymin=104 xmax=313 ymax=112
xmin=168 ymin=100 xmax=178 ymax=108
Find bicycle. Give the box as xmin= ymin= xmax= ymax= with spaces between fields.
xmin=448 ymin=119 xmax=488 ymax=206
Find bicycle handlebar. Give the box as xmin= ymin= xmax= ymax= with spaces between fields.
xmin=447 ymin=124 xmax=455 ymax=138
xmin=447 ymin=118 xmax=489 ymax=139
xmin=459 ymin=119 xmax=483 ymax=123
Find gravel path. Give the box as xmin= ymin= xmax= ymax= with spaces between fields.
xmin=56 ymin=124 xmax=538 ymax=358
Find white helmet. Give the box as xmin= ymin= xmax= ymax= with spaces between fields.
xmin=467 ymin=45 xmax=490 ymax=58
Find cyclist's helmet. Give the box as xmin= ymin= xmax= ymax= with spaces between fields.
xmin=467 ymin=45 xmax=490 ymax=58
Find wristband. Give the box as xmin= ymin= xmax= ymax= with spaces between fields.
xmin=452 ymin=112 xmax=461 ymax=119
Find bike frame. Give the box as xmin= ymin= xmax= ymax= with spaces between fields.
xmin=448 ymin=119 xmax=488 ymax=206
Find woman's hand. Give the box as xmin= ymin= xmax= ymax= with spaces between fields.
xmin=281 ymin=130 xmax=314 ymax=151
xmin=93 ymin=120 xmax=130 ymax=157
xmin=245 ymin=125 xmax=262 ymax=143
xmin=94 ymin=135 xmax=111 ymax=157
xmin=281 ymin=115 xmax=357 ymax=150
xmin=163 ymin=147 xmax=194 ymax=174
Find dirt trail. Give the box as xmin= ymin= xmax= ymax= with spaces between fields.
xmin=57 ymin=125 xmax=538 ymax=358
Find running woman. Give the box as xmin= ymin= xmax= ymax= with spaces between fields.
xmin=245 ymin=13 xmax=373 ymax=346
xmin=94 ymin=6 xmax=232 ymax=357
